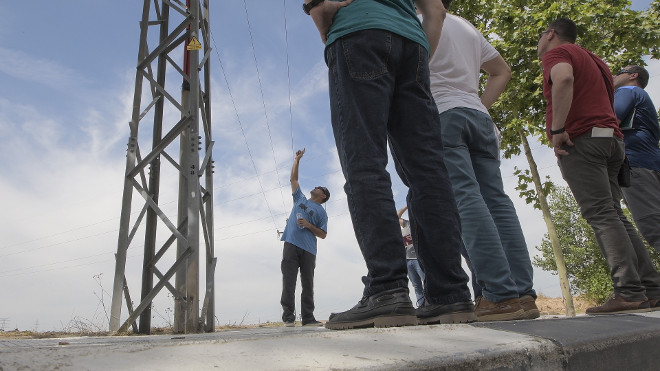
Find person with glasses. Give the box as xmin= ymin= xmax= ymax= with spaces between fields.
xmin=613 ymin=65 xmax=660 ymax=257
xmin=538 ymin=18 xmax=660 ymax=315
xmin=424 ymin=0 xmax=538 ymax=322
xmin=280 ymin=148 xmax=329 ymax=327
xmin=305 ymin=0 xmax=474 ymax=330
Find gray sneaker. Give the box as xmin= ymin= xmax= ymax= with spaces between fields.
xmin=302 ymin=320 xmax=323 ymax=327
xmin=284 ymin=321 xmax=295 ymax=327
xmin=416 ymin=300 xmax=476 ymax=325
xmin=325 ymin=288 xmax=418 ymax=330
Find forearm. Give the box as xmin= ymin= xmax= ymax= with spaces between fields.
xmin=480 ymin=55 xmax=511 ymax=110
xmin=306 ymin=224 xmax=327 ymax=239
xmin=290 ymin=159 xmax=300 ymax=183
xmin=397 ymin=206 xmax=408 ymax=219
xmin=481 ymin=74 xmax=509 ymax=109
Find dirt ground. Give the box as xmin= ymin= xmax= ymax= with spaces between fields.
xmin=535 ymin=294 xmax=594 ymax=316
xmin=0 ymin=295 xmax=592 ymax=339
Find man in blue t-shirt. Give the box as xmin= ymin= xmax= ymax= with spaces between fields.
xmin=614 ymin=65 xmax=660 ymax=258
xmin=280 ymin=149 xmax=329 ymax=327
xmin=305 ymin=0 xmax=474 ymax=330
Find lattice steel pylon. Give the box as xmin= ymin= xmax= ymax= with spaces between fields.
xmin=109 ymin=0 xmax=215 ymax=334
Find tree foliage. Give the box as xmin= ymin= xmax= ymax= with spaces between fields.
xmin=452 ymin=0 xmax=660 ymax=157
xmin=450 ymin=0 xmax=660 ymax=204
xmin=534 ymin=185 xmax=660 ymax=303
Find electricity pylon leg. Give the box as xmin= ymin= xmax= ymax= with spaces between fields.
xmin=109 ymin=0 xmax=214 ymax=335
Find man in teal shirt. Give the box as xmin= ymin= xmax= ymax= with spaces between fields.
xmin=305 ymin=0 xmax=474 ymax=330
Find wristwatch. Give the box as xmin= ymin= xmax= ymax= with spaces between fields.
xmin=549 ymin=127 xmax=566 ymax=135
xmin=303 ymin=0 xmax=324 ymax=15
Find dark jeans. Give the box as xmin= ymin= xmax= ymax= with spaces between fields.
xmin=622 ymin=167 xmax=660 ymax=253
xmin=280 ymin=242 xmax=316 ymax=322
xmin=325 ymin=29 xmax=471 ymax=305
xmin=558 ymin=134 xmax=660 ymax=301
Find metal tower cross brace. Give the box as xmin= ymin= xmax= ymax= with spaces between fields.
xmin=110 ymin=0 xmax=215 ymax=334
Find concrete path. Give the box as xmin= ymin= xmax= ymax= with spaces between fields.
xmin=2 ymin=312 xmax=659 ymax=370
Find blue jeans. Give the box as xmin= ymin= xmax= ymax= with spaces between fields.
xmin=461 ymin=243 xmax=482 ymax=299
xmin=559 ymin=134 xmax=660 ymax=301
xmin=326 ymin=30 xmax=471 ymax=305
xmin=440 ymin=108 xmax=535 ymax=302
xmin=407 ymin=259 xmax=425 ymax=306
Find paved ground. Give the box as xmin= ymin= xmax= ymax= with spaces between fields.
xmin=2 ymin=312 xmax=660 ymax=370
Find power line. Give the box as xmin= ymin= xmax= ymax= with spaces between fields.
xmin=210 ymin=30 xmax=280 ymax=230
xmin=243 ymin=0 xmax=287 ymax=209
xmin=283 ymin=0 xmax=295 ymax=158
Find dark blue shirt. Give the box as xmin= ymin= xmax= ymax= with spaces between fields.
xmin=614 ymin=86 xmax=660 ymax=171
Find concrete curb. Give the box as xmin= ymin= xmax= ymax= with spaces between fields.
xmin=1 ymin=312 xmax=659 ymax=370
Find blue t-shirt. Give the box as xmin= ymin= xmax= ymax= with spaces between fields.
xmin=614 ymin=86 xmax=660 ymax=171
xmin=326 ymin=0 xmax=429 ymax=54
xmin=280 ymin=186 xmax=328 ymax=255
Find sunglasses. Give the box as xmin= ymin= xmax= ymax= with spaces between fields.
xmin=538 ymin=30 xmax=551 ymax=41
xmin=616 ymin=69 xmax=634 ymax=76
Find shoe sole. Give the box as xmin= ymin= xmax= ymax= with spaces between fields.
xmin=418 ymin=311 xmax=476 ymax=325
xmin=522 ymin=309 xmax=541 ymax=319
xmin=302 ymin=323 xmax=324 ymax=327
xmin=325 ymin=314 xmax=418 ymax=330
xmin=477 ymin=308 xmax=525 ymax=322
xmin=586 ymin=307 xmax=652 ymax=315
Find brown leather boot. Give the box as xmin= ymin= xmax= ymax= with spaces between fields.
xmin=585 ymin=294 xmax=651 ymax=315
xmin=520 ymin=295 xmax=541 ymax=319
xmin=475 ymin=296 xmax=525 ymax=322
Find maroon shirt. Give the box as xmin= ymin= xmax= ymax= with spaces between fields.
xmin=542 ymin=44 xmax=621 ymax=141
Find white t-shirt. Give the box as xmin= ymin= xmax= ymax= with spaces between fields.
xmin=427 ymin=14 xmax=500 ymax=115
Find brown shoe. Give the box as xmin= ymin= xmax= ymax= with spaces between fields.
xmin=585 ymin=294 xmax=651 ymax=315
xmin=645 ymin=298 xmax=660 ymax=311
xmin=520 ymin=295 xmax=540 ymax=319
xmin=475 ymin=296 xmax=525 ymax=322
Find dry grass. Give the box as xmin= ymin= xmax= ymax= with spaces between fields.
xmin=536 ymin=294 xmax=595 ymax=315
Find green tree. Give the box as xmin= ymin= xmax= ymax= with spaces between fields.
xmin=449 ymin=0 xmax=660 ymax=313
xmin=535 ymin=185 xmax=660 ymax=303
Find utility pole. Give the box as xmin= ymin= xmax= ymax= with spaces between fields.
xmin=109 ymin=0 xmax=215 ymax=334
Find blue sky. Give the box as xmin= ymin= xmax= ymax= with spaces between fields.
xmin=0 ymin=1 xmax=658 ymax=331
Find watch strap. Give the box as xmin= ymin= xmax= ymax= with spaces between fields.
xmin=303 ymin=0 xmax=325 ymax=15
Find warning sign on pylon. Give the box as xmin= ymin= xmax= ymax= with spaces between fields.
xmin=187 ymin=36 xmax=202 ymax=50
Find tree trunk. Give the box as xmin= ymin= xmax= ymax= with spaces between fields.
xmin=519 ymin=131 xmax=575 ymax=317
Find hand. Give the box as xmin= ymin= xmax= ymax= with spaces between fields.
xmin=297 ymin=217 xmax=310 ymax=229
xmin=295 ymin=148 xmax=305 ymax=161
xmin=309 ymin=0 xmax=354 ymax=43
xmin=552 ymin=132 xmax=573 ymax=157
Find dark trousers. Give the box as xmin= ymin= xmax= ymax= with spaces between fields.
xmin=280 ymin=242 xmax=316 ymax=323
xmin=326 ymin=29 xmax=471 ymax=304
xmin=559 ymin=134 xmax=660 ymax=300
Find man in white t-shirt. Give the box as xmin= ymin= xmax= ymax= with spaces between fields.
xmin=427 ymin=0 xmax=538 ymax=322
